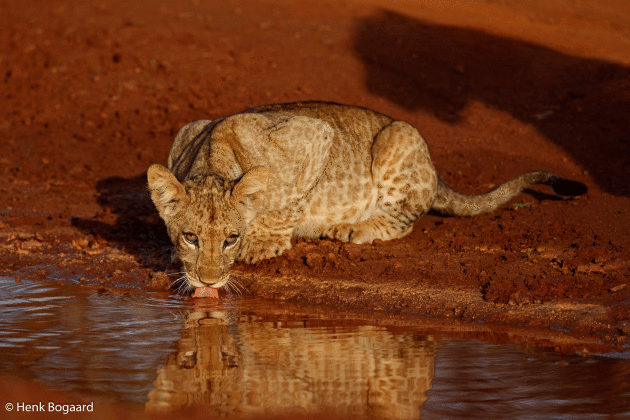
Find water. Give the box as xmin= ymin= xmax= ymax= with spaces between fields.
xmin=0 ymin=276 xmax=629 ymax=419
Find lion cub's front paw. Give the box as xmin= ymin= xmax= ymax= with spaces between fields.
xmin=322 ymin=223 xmax=354 ymax=242
xmin=321 ymin=223 xmax=374 ymax=244
xmin=238 ymin=236 xmax=292 ymax=264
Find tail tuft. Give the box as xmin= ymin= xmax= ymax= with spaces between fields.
xmin=545 ymin=176 xmax=588 ymax=196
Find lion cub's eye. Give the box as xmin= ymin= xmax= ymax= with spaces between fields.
xmin=183 ymin=232 xmax=198 ymax=245
xmin=223 ymin=234 xmax=239 ymax=248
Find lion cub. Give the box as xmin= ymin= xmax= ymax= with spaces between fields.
xmin=148 ymin=102 xmax=586 ymax=290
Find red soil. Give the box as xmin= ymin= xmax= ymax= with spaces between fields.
xmin=1 ymin=0 xmax=629 ymax=349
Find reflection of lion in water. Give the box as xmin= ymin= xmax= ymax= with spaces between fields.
xmin=146 ymin=309 xmax=436 ymax=419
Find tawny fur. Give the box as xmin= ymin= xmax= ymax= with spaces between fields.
xmin=147 ymin=101 xmax=586 ymax=288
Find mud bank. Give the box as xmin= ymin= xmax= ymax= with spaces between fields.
xmin=1 ymin=0 xmax=629 ymax=348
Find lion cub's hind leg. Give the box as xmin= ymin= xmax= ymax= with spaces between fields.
xmin=323 ymin=121 xmax=438 ymax=244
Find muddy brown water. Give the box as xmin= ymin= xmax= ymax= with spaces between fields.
xmin=1 ymin=276 xmax=629 ymax=419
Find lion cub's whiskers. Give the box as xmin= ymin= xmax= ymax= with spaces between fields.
xmin=170 ymin=274 xmax=194 ymax=295
xmin=229 ymin=272 xmax=252 ymax=282
xmin=166 ymin=271 xmax=186 ymax=277
xmin=222 ymin=274 xmax=248 ymax=297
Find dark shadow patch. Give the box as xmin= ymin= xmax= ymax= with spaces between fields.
xmin=71 ymin=174 xmax=173 ymax=272
xmin=354 ymin=9 xmax=630 ymax=196
xmin=521 ymin=188 xmax=566 ymax=202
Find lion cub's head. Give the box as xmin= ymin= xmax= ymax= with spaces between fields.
xmin=147 ymin=164 xmax=269 ymax=289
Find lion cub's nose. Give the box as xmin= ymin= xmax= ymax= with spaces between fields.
xmin=198 ymin=265 xmax=225 ymax=286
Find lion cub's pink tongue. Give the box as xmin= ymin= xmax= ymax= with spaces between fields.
xmin=192 ymin=287 xmax=219 ymax=299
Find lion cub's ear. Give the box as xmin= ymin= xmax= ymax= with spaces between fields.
xmin=232 ymin=167 xmax=270 ymax=223
xmin=147 ymin=164 xmax=186 ymax=220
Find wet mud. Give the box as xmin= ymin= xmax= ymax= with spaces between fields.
xmin=1 ymin=0 xmax=629 ymax=348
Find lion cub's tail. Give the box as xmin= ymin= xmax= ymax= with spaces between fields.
xmin=431 ymin=171 xmax=587 ymax=217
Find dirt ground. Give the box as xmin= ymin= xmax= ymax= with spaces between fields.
xmin=1 ymin=0 xmax=629 ymax=350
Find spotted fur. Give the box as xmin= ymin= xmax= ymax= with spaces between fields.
xmin=148 ymin=101 xmax=586 ymax=288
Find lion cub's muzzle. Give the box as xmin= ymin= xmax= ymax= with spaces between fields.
xmin=185 ymin=262 xmax=231 ymax=289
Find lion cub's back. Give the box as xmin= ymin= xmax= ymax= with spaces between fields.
xmin=249 ymin=102 xmax=394 ymax=237
xmin=247 ymin=101 xmax=393 ymax=183
xmin=247 ymin=102 xmax=392 ymax=139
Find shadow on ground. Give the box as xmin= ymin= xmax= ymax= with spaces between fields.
xmin=354 ymin=9 xmax=630 ymax=196
xmin=71 ymin=175 xmax=172 ymax=271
